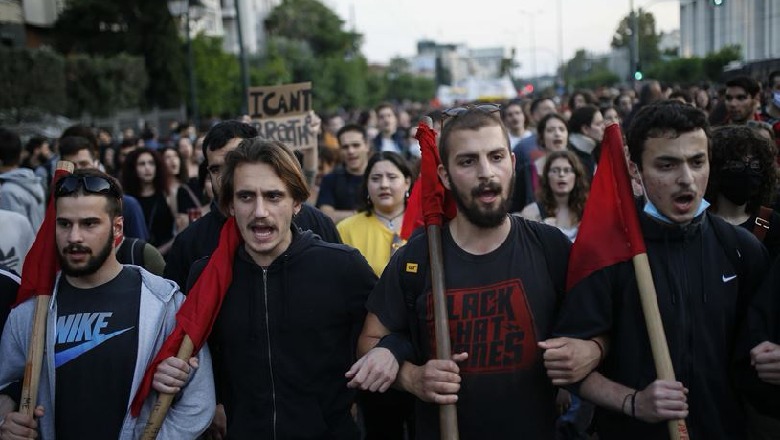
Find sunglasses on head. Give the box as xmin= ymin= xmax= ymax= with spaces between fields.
xmin=55 ymin=175 xmax=119 ymax=198
xmin=442 ymin=103 xmax=501 ymax=119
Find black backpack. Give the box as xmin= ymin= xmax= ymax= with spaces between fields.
xmin=116 ymin=237 xmax=146 ymax=267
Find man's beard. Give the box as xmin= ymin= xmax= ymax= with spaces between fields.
xmin=449 ymin=175 xmax=514 ymax=229
xmin=58 ymin=230 xmax=114 ymax=277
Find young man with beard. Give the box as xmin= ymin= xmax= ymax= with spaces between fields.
xmin=346 ymin=107 xmax=602 ymax=439
xmin=155 ymin=140 xmax=376 ymax=438
xmin=553 ymin=101 xmax=770 ymax=439
xmin=0 ymin=169 xmax=214 ymax=440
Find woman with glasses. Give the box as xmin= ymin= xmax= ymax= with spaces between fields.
xmin=336 ymin=151 xmax=414 ymax=439
xmin=520 ymin=150 xmax=589 ymax=242
xmin=706 ymin=125 xmax=780 ymax=259
xmin=122 ymin=148 xmax=176 ymax=255
xmin=160 ymin=146 xmax=202 ymax=232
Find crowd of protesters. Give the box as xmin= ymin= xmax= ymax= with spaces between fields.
xmin=0 ymin=71 xmax=778 ymax=439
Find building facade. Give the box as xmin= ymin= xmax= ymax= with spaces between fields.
xmin=679 ymin=0 xmax=780 ymax=61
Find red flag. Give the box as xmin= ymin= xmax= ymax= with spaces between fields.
xmin=400 ymin=121 xmax=456 ymax=239
xmin=14 ymin=167 xmax=72 ymax=306
xmin=566 ymin=124 xmax=645 ymax=291
xmin=130 ymin=216 xmax=241 ymax=417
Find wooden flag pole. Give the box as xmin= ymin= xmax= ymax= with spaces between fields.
xmin=19 ymin=161 xmax=74 ymax=417
xmin=427 ymin=224 xmax=459 ymax=440
xmin=633 ymin=253 xmax=689 ymax=440
xmin=141 ymin=335 xmax=195 ymax=440
xmin=418 ymin=115 xmax=458 ymax=440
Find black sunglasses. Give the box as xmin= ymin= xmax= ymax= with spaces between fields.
xmin=55 ymin=175 xmax=120 ymax=198
xmin=442 ymin=103 xmax=501 ymax=119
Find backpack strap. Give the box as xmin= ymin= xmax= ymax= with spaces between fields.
xmin=116 ymin=238 xmax=146 ymax=267
xmin=752 ymin=206 xmax=773 ymax=243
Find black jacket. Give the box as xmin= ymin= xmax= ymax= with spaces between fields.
xmin=164 ymin=202 xmax=341 ymax=293
xmin=190 ymin=229 xmax=376 ymax=439
xmin=555 ymin=211 xmax=769 ymax=440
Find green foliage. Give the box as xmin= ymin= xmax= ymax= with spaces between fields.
xmin=574 ymin=70 xmax=620 ymax=90
xmin=53 ymin=0 xmax=185 ymax=109
xmin=385 ymin=73 xmax=437 ymax=103
xmin=65 ymin=53 xmax=148 ymax=117
xmin=702 ymin=45 xmax=741 ymax=81
xmin=192 ymin=35 xmax=241 ymax=118
xmin=644 ymin=45 xmax=741 ymax=84
xmin=264 ymin=0 xmax=362 ymax=57
xmin=611 ymin=8 xmax=661 ymax=67
xmin=0 ymin=47 xmax=66 ymax=119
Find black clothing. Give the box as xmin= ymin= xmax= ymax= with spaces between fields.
xmin=739 ymin=211 xmax=780 ymax=260
xmin=367 ymin=216 xmax=571 ymax=439
xmin=570 ymin=146 xmax=596 ymax=180
xmin=738 ymin=254 xmax=780 ymax=418
xmin=509 ymin=147 xmax=532 ymax=212
xmin=54 ymin=268 xmax=141 ymax=439
xmin=175 ymin=185 xmax=199 ymax=215
xmin=0 ymin=266 xmax=19 ymax=338
xmin=190 ymin=229 xmax=376 ymax=439
xmin=554 ymin=211 xmax=770 ymax=440
xmin=137 ymin=193 xmax=174 ymax=247
xmin=316 ymin=167 xmax=363 ymax=211
xmin=164 ymin=201 xmax=341 ymax=293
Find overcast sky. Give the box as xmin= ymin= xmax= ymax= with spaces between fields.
xmin=323 ymin=0 xmax=680 ymax=77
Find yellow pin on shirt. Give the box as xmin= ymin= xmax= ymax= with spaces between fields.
xmin=405 ymin=263 xmax=418 ymax=273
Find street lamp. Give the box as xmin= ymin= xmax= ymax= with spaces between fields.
xmin=168 ymin=0 xmax=204 ymax=126
xmin=519 ymin=9 xmax=545 ymax=81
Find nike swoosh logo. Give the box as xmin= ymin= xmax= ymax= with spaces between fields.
xmin=55 ymin=327 xmax=134 ymax=368
xmin=722 ymin=274 xmax=737 ymax=283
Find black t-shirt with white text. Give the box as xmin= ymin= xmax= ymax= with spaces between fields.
xmin=54 ymin=267 xmax=141 ymax=439
xmin=367 ymin=216 xmax=571 ymax=439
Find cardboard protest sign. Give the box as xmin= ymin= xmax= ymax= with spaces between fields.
xmin=247 ymin=82 xmax=316 ymax=150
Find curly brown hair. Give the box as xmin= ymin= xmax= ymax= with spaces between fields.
xmin=706 ymin=125 xmax=778 ymax=213
xmin=537 ymin=150 xmax=590 ymax=222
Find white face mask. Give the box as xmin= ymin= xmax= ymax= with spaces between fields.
xmin=773 ymin=91 xmax=780 ymax=108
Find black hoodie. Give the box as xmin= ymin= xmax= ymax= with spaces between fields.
xmin=554 ymin=210 xmax=769 ymax=440
xmin=191 ymin=228 xmax=376 ymax=439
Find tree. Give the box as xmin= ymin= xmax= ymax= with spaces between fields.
xmin=53 ymin=0 xmax=185 ymax=109
xmin=65 ymin=53 xmax=148 ymax=117
xmin=192 ymin=35 xmax=241 ymax=118
xmin=0 ymin=47 xmax=66 ymax=121
xmin=264 ymin=0 xmax=362 ymax=58
xmin=611 ymin=8 xmax=661 ymax=69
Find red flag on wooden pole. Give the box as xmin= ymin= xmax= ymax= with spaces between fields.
xmin=130 ymin=217 xmax=241 ymax=418
xmin=565 ymin=123 xmax=645 ymax=291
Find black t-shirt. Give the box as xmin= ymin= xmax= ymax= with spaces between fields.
xmin=315 ymin=168 xmax=363 ymax=211
xmin=137 ymin=193 xmax=174 ymax=247
xmin=176 ymin=185 xmax=199 ymax=214
xmin=367 ymin=216 xmax=571 ymax=440
xmin=54 ymin=267 xmax=141 ymax=439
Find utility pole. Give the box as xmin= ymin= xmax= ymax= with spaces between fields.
xmin=234 ymin=0 xmax=250 ymax=116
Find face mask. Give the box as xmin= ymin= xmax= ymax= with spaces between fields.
xmin=639 ymin=175 xmax=709 ymax=223
xmin=773 ymin=91 xmax=780 ymax=109
xmin=719 ymin=169 xmax=762 ymax=206
xmin=643 ymin=198 xmax=710 ymax=224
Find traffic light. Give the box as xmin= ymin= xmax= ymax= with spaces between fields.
xmin=634 ymin=63 xmax=643 ymax=81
